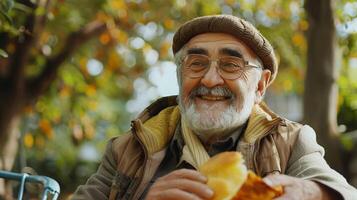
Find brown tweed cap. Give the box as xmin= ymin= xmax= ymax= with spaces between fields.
xmin=173 ymin=14 xmax=278 ymax=84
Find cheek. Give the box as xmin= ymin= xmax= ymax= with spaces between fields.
xmin=227 ymin=80 xmax=252 ymax=110
xmin=181 ymin=77 xmax=200 ymax=99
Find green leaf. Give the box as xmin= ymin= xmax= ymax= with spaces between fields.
xmin=35 ymin=7 xmax=46 ymax=16
xmin=0 ymin=9 xmax=12 ymax=24
xmin=340 ymin=134 xmax=354 ymax=151
xmin=13 ymin=2 xmax=33 ymax=14
xmin=0 ymin=0 xmax=14 ymax=12
xmin=0 ymin=49 xmax=9 ymax=58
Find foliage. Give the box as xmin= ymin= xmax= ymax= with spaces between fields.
xmin=336 ymin=0 xmax=357 ymax=133
xmin=0 ymin=0 xmax=13 ymax=57
xmin=0 ymin=0 xmax=356 ymax=196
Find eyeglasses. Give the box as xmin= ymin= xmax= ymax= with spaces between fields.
xmin=182 ymin=54 xmax=262 ymax=80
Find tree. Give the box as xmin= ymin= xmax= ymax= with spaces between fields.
xmin=0 ymin=0 xmax=116 ymax=167
xmin=1 ymin=0 xmax=356 ymax=197
xmin=303 ymin=0 xmax=342 ymax=172
xmin=0 ymin=0 xmax=206 ymax=196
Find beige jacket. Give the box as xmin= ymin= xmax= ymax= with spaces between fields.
xmin=72 ymin=96 xmax=357 ymax=200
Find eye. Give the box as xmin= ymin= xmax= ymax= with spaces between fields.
xmin=189 ymin=59 xmax=208 ymax=71
xmin=220 ymin=62 xmax=242 ymax=72
xmin=191 ymin=61 xmax=205 ymax=66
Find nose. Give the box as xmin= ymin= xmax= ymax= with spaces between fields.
xmin=200 ymin=61 xmax=225 ymax=88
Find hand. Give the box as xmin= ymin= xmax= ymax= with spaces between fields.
xmin=145 ymin=169 xmax=214 ymax=200
xmin=263 ymin=174 xmax=341 ymax=200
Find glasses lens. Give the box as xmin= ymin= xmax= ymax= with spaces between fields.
xmin=218 ymin=56 xmax=245 ymax=79
xmin=184 ymin=55 xmax=209 ymax=78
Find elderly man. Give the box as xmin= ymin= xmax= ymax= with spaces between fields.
xmin=72 ymin=15 xmax=357 ymax=200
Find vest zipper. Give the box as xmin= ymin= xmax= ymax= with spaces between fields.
xmin=127 ymin=119 xmax=149 ymax=199
xmin=252 ymin=120 xmax=282 ymax=175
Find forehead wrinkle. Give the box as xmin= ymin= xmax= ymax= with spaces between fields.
xmin=185 ymin=34 xmax=260 ymax=64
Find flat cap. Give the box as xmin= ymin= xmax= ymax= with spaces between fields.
xmin=173 ymin=14 xmax=278 ymax=84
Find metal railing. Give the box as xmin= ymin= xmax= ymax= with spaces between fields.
xmin=0 ymin=170 xmax=60 ymax=200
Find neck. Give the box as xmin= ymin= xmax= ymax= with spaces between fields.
xmin=195 ymin=127 xmax=236 ymax=147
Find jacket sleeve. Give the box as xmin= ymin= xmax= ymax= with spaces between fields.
xmin=70 ymin=138 xmax=118 ymax=200
xmin=286 ymin=125 xmax=357 ymax=200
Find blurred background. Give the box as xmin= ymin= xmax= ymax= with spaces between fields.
xmin=0 ymin=0 xmax=356 ymax=199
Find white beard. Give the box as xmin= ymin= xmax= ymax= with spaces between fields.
xmin=179 ymin=86 xmax=256 ymax=141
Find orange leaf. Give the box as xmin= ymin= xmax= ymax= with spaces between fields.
xmin=299 ymin=20 xmax=309 ymax=31
xmin=163 ymin=19 xmax=174 ymax=29
xmin=292 ymin=33 xmax=306 ymax=50
xmin=100 ymin=33 xmax=111 ymax=45
xmin=85 ymin=85 xmax=97 ymax=96
xmin=24 ymin=133 xmax=34 ymax=148
xmin=39 ymin=119 xmax=54 ymax=139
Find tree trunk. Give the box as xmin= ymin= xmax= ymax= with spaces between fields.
xmin=0 ymin=115 xmax=22 ymax=199
xmin=303 ymin=0 xmax=343 ymax=172
xmin=0 ymin=5 xmax=117 ymax=197
xmin=0 ymin=83 xmax=24 ymax=198
xmin=0 ymin=117 xmax=20 ymax=199
xmin=0 ymin=116 xmax=20 ymax=171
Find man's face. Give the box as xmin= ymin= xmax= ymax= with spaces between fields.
xmin=178 ymin=33 xmax=271 ymax=141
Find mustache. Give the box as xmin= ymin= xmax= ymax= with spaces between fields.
xmin=189 ymin=85 xmax=235 ymax=99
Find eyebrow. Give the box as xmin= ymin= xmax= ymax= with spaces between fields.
xmin=219 ymin=48 xmax=243 ymax=58
xmin=187 ymin=48 xmax=208 ymax=55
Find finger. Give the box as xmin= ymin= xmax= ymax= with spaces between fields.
xmin=263 ymin=174 xmax=292 ymax=187
xmin=154 ymin=179 xmax=213 ymax=199
xmin=160 ymin=169 xmax=207 ymax=183
xmin=274 ymin=193 xmax=298 ymax=200
xmin=274 ymin=195 xmax=291 ymax=200
xmin=273 ymin=184 xmax=300 ymax=200
xmin=155 ymin=188 xmax=203 ymax=200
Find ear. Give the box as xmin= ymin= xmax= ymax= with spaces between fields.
xmin=255 ymin=69 xmax=271 ymax=103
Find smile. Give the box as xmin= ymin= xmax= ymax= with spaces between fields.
xmin=198 ymin=95 xmax=230 ymax=101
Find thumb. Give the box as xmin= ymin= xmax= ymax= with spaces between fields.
xmin=263 ymin=174 xmax=286 ymax=187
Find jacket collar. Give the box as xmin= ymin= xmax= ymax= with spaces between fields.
xmin=243 ymin=102 xmax=282 ymax=143
xmin=132 ymin=96 xmax=282 ymax=156
xmin=132 ymin=96 xmax=180 ymax=155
